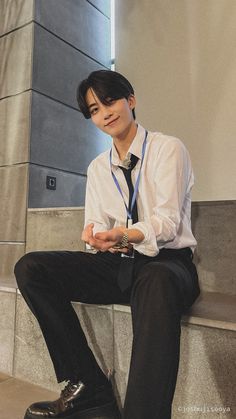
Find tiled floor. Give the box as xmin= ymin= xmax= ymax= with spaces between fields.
xmin=0 ymin=373 xmax=58 ymax=419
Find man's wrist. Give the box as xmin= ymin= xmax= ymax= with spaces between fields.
xmin=113 ymin=231 xmax=129 ymax=249
xmin=113 ymin=227 xmax=145 ymax=248
xmin=127 ymin=228 xmax=145 ymax=244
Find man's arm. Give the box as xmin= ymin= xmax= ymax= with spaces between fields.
xmin=130 ymin=137 xmax=194 ymax=256
xmin=82 ymin=223 xmax=144 ymax=252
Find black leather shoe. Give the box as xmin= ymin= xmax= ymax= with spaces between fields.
xmin=24 ymin=380 xmax=121 ymax=419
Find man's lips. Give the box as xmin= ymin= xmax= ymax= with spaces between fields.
xmin=105 ymin=117 xmax=120 ymax=127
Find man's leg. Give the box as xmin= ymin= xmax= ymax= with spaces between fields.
xmin=123 ymin=253 xmax=200 ymax=419
xmin=15 ymin=250 xmax=127 ymax=384
xmin=14 ymin=250 xmax=128 ymax=418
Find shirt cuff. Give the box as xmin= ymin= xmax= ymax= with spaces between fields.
xmin=130 ymin=221 xmax=159 ymax=257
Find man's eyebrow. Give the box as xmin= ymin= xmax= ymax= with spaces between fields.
xmin=88 ymin=102 xmax=98 ymax=110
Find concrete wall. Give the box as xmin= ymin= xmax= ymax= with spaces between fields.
xmin=0 ymin=0 xmax=33 ymax=287
xmin=0 ymin=0 xmax=111 ymax=286
xmin=115 ymin=0 xmax=236 ymax=201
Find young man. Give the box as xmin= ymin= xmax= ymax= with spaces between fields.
xmin=15 ymin=70 xmax=200 ymax=419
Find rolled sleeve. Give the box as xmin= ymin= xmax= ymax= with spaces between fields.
xmin=131 ymin=221 xmax=159 ymax=256
xmin=130 ymin=138 xmax=192 ymax=256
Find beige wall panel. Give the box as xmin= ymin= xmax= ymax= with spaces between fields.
xmin=0 ymin=0 xmax=33 ymax=36
xmin=0 ymin=290 xmax=16 ymax=375
xmin=0 ymin=24 xmax=33 ymax=99
xmin=113 ymin=307 xmax=132 ymax=406
xmin=0 ymin=243 xmax=25 ymax=287
xmin=14 ymin=294 xmax=60 ymax=391
xmin=192 ymin=201 xmax=236 ymax=295
xmin=115 ymin=0 xmax=236 ymax=201
xmin=0 ymin=92 xmax=30 ymax=165
xmin=173 ymin=324 xmax=235 ymax=418
xmin=0 ymin=164 xmax=28 ymax=241
xmin=26 ymin=208 xmax=85 ymax=253
xmin=74 ymin=304 xmax=114 ymax=380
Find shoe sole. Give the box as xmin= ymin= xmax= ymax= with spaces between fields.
xmin=24 ymin=400 xmax=121 ymax=419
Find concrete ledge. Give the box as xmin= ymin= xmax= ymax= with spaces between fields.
xmin=0 ymin=285 xmax=17 ymax=293
xmin=114 ymin=291 xmax=236 ymax=332
xmin=183 ymin=292 xmax=236 ymax=332
xmin=2 ymin=286 xmax=236 ymax=330
xmin=13 ymin=287 xmax=236 ymax=332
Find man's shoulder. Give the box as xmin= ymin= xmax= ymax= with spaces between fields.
xmin=87 ymin=149 xmax=110 ymax=173
xmin=148 ymin=130 xmax=187 ymax=152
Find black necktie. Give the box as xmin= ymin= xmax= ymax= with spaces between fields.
xmin=119 ymin=154 xmax=139 ymax=225
xmin=117 ymin=154 xmax=139 ymax=292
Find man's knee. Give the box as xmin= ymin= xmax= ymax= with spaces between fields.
xmin=133 ymin=262 xmax=179 ymax=305
xmin=14 ymin=252 xmax=42 ymax=290
xmin=137 ymin=262 xmax=174 ymax=288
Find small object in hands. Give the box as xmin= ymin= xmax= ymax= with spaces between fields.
xmin=113 ymin=232 xmax=129 ymax=249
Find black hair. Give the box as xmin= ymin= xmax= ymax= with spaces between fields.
xmin=77 ymin=70 xmax=136 ymax=119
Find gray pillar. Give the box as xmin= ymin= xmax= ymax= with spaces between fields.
xmin=0 ymin=0 xmax=111 ymax=286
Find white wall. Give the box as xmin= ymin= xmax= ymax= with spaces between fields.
xmin=115 ymin=0 xmax=236 ymax=201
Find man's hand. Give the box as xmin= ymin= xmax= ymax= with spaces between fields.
xmin=81 ymin=223 xmax=94 ymax=243
xmin=81 ymin=223 xmax=108 ymax=250
xmin=95 ymin=227 xmax=133 ymax=253
xmin=82 ymin=224 xmax=130 ymax=252
xmin=81 ymin=224 xmax=144 ymax=252
xmin=82 ymin=224 xmax=126 ymax=252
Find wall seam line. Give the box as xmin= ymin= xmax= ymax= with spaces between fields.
xmin=33 ymin=21 xmax=111 ymax=69
xmin=29 ymin=162 xmax=87 ymax=177
xmin=0 ymin=21 xmax=34 ymax=39
xmin=86 ymin=0 xmax=111 ymax=19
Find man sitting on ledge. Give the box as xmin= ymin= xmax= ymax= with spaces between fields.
xmin=14 ymin=70 xmax=200 ymax=419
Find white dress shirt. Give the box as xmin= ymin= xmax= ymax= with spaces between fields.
xmin=85 ymin=124 xmax=197 ymax=257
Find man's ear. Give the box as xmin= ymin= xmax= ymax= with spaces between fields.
xmin=128 ymin=94 xmax=136 ymax=110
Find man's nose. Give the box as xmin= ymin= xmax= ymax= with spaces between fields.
xmin=102 ymin=105 xmax=112 ymax=119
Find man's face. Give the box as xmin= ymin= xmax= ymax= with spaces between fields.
xmin=85 ymin=88 xmax=136 ymax=138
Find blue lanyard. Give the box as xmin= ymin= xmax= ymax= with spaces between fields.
xmin=109 ymin=130 xmax=148 ymax=221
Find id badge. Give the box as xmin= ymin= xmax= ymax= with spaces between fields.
xmin=127 ymin=218 xmax=133 ymax=227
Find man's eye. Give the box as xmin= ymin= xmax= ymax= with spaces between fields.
xmin=106 ymin=98 xmax=115 ymax=105
xmin=90 ymin=108 xmax=98 ymax=115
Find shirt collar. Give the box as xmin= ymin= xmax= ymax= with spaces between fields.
xmin=111 ymin=124 xmax=147 ymax=167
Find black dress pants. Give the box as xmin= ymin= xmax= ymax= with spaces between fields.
xmin=14 ymin=248 xmax=200 ymax=419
